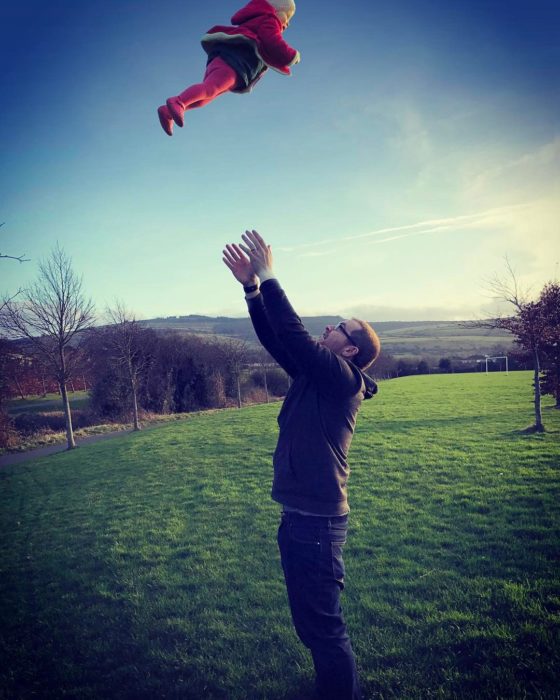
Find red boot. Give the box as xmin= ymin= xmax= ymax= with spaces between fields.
xmin=166 ymin=97 xmax=186 ymax=128
xmin=157 ymin=105 xmax=174 ymax=136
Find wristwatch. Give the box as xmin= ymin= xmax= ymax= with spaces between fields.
xmin=243 ymin=283 xmax=259 ymax=293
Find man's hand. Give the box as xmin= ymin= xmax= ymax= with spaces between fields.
xmin=222 ymin=243 xmax=258 ymax=286
xmin=239 ymin=230 xmax=275 ymax=282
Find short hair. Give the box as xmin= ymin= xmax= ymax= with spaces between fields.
xmin=348 ymin=319 xmax=381 ymax=370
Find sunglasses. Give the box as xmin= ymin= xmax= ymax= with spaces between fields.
xmin=334 ymin=322 xmax=357 ymax=347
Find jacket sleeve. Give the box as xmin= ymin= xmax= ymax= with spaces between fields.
xmin=259 ymin=280 xmax=362 ymax=396
xmin=247 ymin=293 xmax=299 ymax=378
xmin=257 ymin=17 xmax=299 ymax=67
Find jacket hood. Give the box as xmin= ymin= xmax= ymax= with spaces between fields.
xmin=359 ymin=369 xmax=378 ymax=400
xmin=232 ymin=0 xmax=280 ymax=24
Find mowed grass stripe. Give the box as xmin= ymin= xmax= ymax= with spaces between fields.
xmin=1 ymin=372 xmax=558 ymax=699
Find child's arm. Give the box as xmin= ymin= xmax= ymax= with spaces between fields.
xmin=258 ymin=17 xmax=299 ymax=71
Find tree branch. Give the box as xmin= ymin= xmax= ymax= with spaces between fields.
xmin=0 ymin=223 xmax=30 ymax=262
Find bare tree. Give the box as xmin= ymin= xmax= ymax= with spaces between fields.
xmin=0 ymin=223 xmax=30 ymax=263
xmin=105 ymin=301 xmax=147 ymax=431
xmin=255 ymin=348 xmax=280 ymax=403
xmin=465 ymin=260 xmax=546 ymax=432
xmin=0 ymin=243 xmax=95 ymax=448
xmin=218 ymin=337 xmax=250 ymax=408
xmin=0 ymin=289 xmax=23 ymax=317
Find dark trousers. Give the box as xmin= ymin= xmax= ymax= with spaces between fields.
xmin=277 ymin=511 xmax=362 ymax=700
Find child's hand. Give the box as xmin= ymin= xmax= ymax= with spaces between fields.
xmin=222 ymin=244 xmax=258 ymax=286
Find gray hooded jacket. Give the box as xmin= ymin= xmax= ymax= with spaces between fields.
xmin=248 ymin=279 xmax=378 ymax=515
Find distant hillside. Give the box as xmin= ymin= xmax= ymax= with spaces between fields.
xmin=139 ymin=315 xmax=514 ymax=361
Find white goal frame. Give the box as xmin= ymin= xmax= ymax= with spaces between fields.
xmin=477 ymin=355 xmax=509 ymax=375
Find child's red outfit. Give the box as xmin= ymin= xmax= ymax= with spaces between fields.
xmin=158 ymin=0 xmax=299 ymax=136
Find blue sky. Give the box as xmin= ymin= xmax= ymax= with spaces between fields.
xmin=1 ymin=0 xmax=559 ymax=321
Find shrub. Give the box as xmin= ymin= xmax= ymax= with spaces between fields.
xmin=205 ymin=371 xmax=227 ymax=408
xmin=0 ymin=411 xmax=20 ymax=449
xmin=90 ymin=371 xmax=131 ymax=420
xmin=250 ymin=368 xmax=289 ymax=397
xmin=13 ymin=410 xmax=99 ymax=435
xmin=243 ymin=387 xmax=269 ymax=405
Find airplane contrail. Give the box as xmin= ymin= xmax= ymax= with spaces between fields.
xmin=278 ymin=201 xmax=534 ymax=253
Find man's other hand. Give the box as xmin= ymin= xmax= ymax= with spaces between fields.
xmin=240 ymin=230 xmax=275 ymax=281
xmin=222 ymin=243 xmax=258 ymax=286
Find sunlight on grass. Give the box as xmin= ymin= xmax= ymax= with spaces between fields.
xmin=0 ymin=372 xmax=558 ymax=698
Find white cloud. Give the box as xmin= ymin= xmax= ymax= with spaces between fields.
xmin=467 ymin=136 xmax=560 ymax=198
xmin=339 ymin=302 xmax=482 ymax=322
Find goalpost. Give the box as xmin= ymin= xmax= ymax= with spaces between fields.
xmin=477 ymin=355 xmax=509 ymax=375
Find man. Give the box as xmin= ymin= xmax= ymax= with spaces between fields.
xmin=223 ymin=230 xmax=380 ymax=700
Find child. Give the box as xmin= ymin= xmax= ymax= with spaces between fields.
xmin=157 ymin=0 xmax=300 ymax=136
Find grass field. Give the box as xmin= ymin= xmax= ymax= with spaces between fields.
xmin=6 ymin=391 xmax=90 ymax=416
xmin=1 ymin=372 xmax=559 ymax=699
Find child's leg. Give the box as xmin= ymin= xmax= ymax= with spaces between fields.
xmin=167 ymin=57 xmax=238 ymax=127
xmin=157 ymin=104 xmax=174 ymax=136
xmin=184 ymin=97 xmax=214 ymax=110
xmin=157 ymin=98 xmax=214 ymax=135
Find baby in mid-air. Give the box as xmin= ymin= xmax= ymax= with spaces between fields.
xmin=157 ymin=0 xmax=300 ymax=136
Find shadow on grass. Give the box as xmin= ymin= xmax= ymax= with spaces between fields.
xmin=410 ymin=632 xmax=555 ymax=699
xmin=507 ymin=424 xmax=559 ymax=438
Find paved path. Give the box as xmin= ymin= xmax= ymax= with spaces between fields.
xmin=0 ymin=429 xmax=135 ymax=467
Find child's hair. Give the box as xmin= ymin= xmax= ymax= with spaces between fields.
xmin=267 ymin=0 xmax=296 ymax=24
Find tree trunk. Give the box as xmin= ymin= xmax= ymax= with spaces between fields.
xmin=237 ymin=373 xmax=242 ymax=409
xmin=132 ymin=388 xmax=141 ymax=430
xmin=162 ymin=369 xmax=173 ymax=414
xmin=263 ymin=366 xmax=269 ymax=403
xmin=131 ymin=372 xmax=141 ymax=431
xmin=13 ymin=375 xmax=26 ymax=400
xmin=60 ymin=381 xmax=76 ymax=449
xmin=532 ymin=347 xmax=545 ymax=432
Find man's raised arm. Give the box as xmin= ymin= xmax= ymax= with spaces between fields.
xmin=222 ymin=243 xmax=299 ymax=377
xmin=239 ymin=230 xmax=361 ymax=394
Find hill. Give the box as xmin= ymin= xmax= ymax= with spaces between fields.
xmin=139 ymin=314 xmax=514 ymax=360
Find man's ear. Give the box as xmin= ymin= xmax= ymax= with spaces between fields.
xmin=342 ymin=346 xmax=359 ymax=360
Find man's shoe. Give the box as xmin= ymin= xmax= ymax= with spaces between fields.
xmin=157 ymin=105 xmax=174 ymax=136
xmin=166 ymin=97 xmax=185 ymax=127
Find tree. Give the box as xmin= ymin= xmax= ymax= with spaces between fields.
xmin=368 ymin=352 xmax=398 ymax=380
xmin=539 ymin=282 xmax=560 ymax=408
xmin=105 ymin=301 xmax=148 ymax=431
xmin=0 ymin=339 xmax=16 ymax=408
xmin=397 ymin=359 xmax=413 ymax=377
xmin=218 ymin=337 xmax=250 ymax=408
xmin=438 ymin=357 xmax=452 ymax=373
xmin=465 ymin=260 xmax=547 ymax=432
xmin=0 ymin=223 xmax=30 ymax=263
xmin=0 ymin=244 xmax=95 ymax=449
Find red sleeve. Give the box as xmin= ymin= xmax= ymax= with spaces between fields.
xmin=257 ymin=17 xmax=298 ymax=66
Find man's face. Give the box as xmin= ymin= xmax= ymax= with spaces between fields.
xmin=318 ymin=319 xmax=361 ymax=357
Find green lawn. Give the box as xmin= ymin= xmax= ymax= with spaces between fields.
xmin=6 ymin=391 xmax=90 ymax=416
xmin=1 ymin=372 xmax=558 ymax=699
